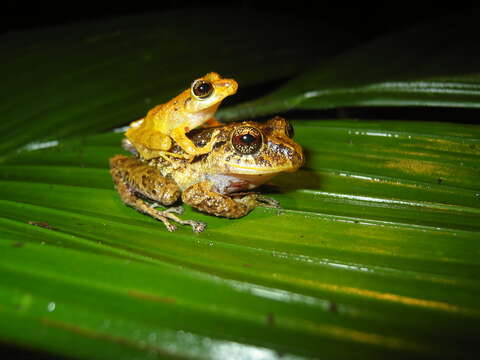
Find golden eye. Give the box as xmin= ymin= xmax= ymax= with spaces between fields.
xmin=191 ymin=79 xmax=214 ymax=99
xmin=231 ymin=126 xmax=262 ymax=155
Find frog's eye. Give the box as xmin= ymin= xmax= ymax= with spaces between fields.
xmin=191 ymin=79 xmax=214 ymax=99
xmin=231 ymin=126 xmax=262 ymax=155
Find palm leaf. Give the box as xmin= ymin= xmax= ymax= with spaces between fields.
xmin=219 ymin=12 xmax=480 ymax=121
xmin=0 ymin=10 xmax=349 ymax=156
xmin=1 ymin=9 xmax=479 ymax=360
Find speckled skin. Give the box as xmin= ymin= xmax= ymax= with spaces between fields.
xmin=125 ymin=72 xmax=237 ymax=160
xmin=110 ymin=117 xmax=304 ymax=232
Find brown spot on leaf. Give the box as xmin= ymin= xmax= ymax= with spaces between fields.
xmin=328 ymin=302 xmax=338 ymax=313
xmin=28 ymin=221 xmax=57 ymax=230
xmin=266 ymin=312 xmax=275 ymax=326
xmin=128 ymin=289 xmax=176 ymax=304
xmin=41 ymin=317 xmax=172 ymax=355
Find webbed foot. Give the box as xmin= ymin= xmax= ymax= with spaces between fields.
xmin=159 ymin=209 xmax=207 ymax=233
xmin=140 ymin=205 xmax=206 ymax=233
xmin=255 ymin=195 xmax=281 ymax=208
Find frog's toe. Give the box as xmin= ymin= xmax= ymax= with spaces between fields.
xmin=159 ymin=211 xmax=206 ymax=232
xmin=165 ymin=205 xmax=184 ymax=215
xmin=256 ymin=195 xmax=281 ymax=208
xmin=155 ymin=215 xmax=177 ymax=232
xmin=165 ymin=223 xmax=178 ymax=232
xmin=189 ymin=221 xmax=207 ymax=233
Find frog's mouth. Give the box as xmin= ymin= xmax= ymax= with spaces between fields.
xmin=225 ymin=162 xmax=297 ymax=174
xmin=221 ymin=172 xmax=276 ymax=190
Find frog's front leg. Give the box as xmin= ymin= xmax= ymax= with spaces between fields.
xmin=182 ymin=181 xmax=280 ymax=219
xmin=109 ymin=155 xmax=206 ymax=232
xmin=170 ymin=127 xmax=220 ymax=160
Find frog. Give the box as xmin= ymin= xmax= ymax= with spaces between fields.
xmin=110 ymin=116 xmax=304 ymax=232
xmin=125 ymin=72 xmax=238 ymax=161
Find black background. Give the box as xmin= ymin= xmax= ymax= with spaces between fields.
xmin=2 ymin=1 xmax=479 ymax=124
xmin=2 ymin=1 xmax=478 ymax=40
xmin=0 ymin=1 xmax=479 ymax=358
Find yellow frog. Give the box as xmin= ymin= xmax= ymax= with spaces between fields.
xmin=110 ymin=116 xmax=304 ymax=232
xmin=125 ymin=72 xmax=238 ymax=160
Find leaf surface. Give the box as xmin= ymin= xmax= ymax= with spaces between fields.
xmin=1 ymin=9 xmax=480 ymax=360
xmin=0 ymin=10 xmax=349 ymax=156
xmin=1 ymin=119 xmax=479 ymax=359
xmin=219 ymin=13 xmax=480 ymax=120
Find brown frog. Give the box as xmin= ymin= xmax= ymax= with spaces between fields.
xmin=110 ymin=116 xmax=304 ymax=232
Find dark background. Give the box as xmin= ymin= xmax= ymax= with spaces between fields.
xmin=0 ymin=1 xmax=479 ymax=358
xmin=2 ymin=1 xmax=479 ymax=124
xmin=2 ymin=1 xmax=478 ymax=40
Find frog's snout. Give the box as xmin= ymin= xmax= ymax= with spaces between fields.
xmin=216 ymin=79 xmax=238 ymax=94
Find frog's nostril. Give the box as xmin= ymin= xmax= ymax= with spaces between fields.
xmin=216 ymin=80 xmax=238 ymax=91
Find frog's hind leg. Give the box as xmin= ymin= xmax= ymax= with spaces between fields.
xmin=148 ymin=201 xmax=206 ymax=232
xmin=109 ymin=155 xmax=206 ymax=232
xmin=110 ymin=173 xmax=177 ymax=231
xmin=155 ymin=210 xmax=206 ymax=232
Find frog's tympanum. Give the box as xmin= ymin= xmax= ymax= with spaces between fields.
xmin=110 ymin=116 xmax=304 ymax=232
xmin=125 ymin=72 xmax=237 ymax=161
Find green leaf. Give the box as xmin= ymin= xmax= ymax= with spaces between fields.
xmin=1 ymin=118 xmax=479 ymax=359
xmin=0 ymin=10 xmax=351 ymax=156
xmin=1 ymin=9 xmax=480 ymax=360
xmin=219 ymin=13 xmax=480 ymax=121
